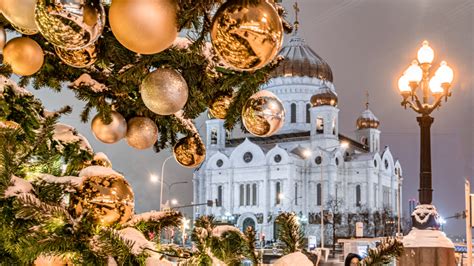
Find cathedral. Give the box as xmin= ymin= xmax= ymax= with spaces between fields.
xmin=193 ymin=29 xmax=403 ymax=241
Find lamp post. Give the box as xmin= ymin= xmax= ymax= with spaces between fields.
xmin=397 ymin=40 xmax=454 ymax=229
xmin=160 ymin=155 xmax=174 ymax=211
xmin=396 ymin=174 xmax=403 ymax=237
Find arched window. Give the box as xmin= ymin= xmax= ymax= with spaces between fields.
xmin=275 ymin=182 xmax=281 ymax=205
xmin=317 ymin=183 xmax=321 ymax=206
xmin=246 ymin=184 xmax=251 ymax=206
xmin=239 ymin=184 xmax=244 ymax=206
xmin=217 ymin=185 xmax=223 ymax=207
xmin=291 ymin=103 xmax=297 ymax=123
xmin=252 ymin=183 xmax=257 ymax=206
xmin=294 ymin=183 xmax=298 ymax=205
xmin=356 ymin=185 xmax=361 ymax=207
xmin=211 ymin=128 xmax=217 ymax=144
xmin=306 ymin=103 xmax=311 ymax=123
xmin=316 ymin=117 xmax=324 ymax=134
xmin=332 ymin=118 xmax=336 ymax=135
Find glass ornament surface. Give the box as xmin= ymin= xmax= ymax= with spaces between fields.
xmin=241 ymin=90 xmax=285 ymax=137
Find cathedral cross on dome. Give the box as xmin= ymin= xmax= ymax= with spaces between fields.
xmin=365 ymin=90 xmax=370 ymax=109
xmin=293 ymin=1 xmax=300 ymax=33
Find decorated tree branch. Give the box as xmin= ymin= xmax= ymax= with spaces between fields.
xmin=360 ymin=237 xmax=404 ymax=265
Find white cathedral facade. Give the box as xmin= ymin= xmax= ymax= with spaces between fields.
xmin=193 ymin=32 xmax=403 ymax=241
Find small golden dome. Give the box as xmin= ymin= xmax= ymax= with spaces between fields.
xmin=356 ymin=109 xmax=380 ymax=129
xmin=310 ymin=86 xmax=338 ymax=107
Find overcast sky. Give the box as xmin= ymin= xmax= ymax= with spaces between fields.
xmin=29 ymin=0 xmax=473 ymax=237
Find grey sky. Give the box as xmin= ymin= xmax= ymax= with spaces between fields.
xmin=30 ymin=0 xmax=472 ymax=236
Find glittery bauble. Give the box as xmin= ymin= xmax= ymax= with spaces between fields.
xmin=126 ymin=117 xmax=158 ymax=150
xmin=73 ymin=168 xmax=134 ymax=226
xmin=242 ymin=90 xmax=285 ymax=137
xmin=35 ymin=0 xmax=105 ymax=49
xmin=0 ymin=27 xmax=6 ymax=50
xmin=173 ymin=135 xmax=206 ymax=168
xmin=3 ymin=37 xmax=44 ymax=76
xmin=109 ymin=0 xmax=177 ymax=54
xmin=210 ymin=0 xmax=283 ymax=71
xmin=91 ymin=111 xmax=127 ymax=144
xmin=34 ymin=254 xmax=70 ymax=266
xmin=140 ymin=68 xmax=189 ymax=115
xmin=208 ymin=93 xmax=233 ymax=119
xmin=1 ymin=0 xmax=39 ymax=35
xmin=55 ymin=43 xmax=97 ymax=68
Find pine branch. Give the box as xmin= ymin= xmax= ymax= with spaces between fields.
xmin=360 ymin=237 xmax=404 ymax=265
xmin=275 ymin=212 xmax=306 ymax=255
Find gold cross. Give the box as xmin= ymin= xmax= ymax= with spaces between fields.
xmin=293 ymin=1 xmax=300 ymax=32
xmin=366 ymin=90 xmax=370 ymax=109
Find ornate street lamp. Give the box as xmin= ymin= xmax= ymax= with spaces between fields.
xmin=397 ymin=40 xmax=454 ymax=229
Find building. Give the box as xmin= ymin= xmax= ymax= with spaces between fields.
xmin=193 ymin=29 xmax=403 ymax=241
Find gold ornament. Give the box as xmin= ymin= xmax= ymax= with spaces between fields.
xmin=109 ymin=0 xmax=178 ymax=54
xmin=173 ymin=135 xmax=206 ymax=168
xmin=91 ymin=111 xmax=127 ymax=144
xmin=34 ymin=254 xmax=71 ymax=266
xmin=1 ymin=0 xmax=39 ymax=35
xmin=73 ymin=167 xmax=134 ymax=226
xmin=0 ymin=27 xmax=6 ymax=50
xmin=35 ymin=0 xmax=105 ymax=49
xmin=208 ymin=93 xmax=233 ymax=119
xmin=55 ymin=43 xmax=97 ymax=68
xmin=140 ymin=68 xmax=189 ymax=115
xmin=210 ymin=0 xmax=283 ymax=71
xmin=3 ymin=37 xmax=44 ymax=76
xmin=242 ymin=90 xmax=285 ymax=137
xmin=126 ymin=117 xmax=158 ymax=150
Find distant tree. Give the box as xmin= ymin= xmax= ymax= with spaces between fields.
xmin=326 ymin=196 xmax=344 ymax=253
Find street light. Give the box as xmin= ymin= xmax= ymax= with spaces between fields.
xmin=182 ymin=217 xmax=190 ymax=247
xmin=397 ymin=40 xmax=454 ymax=229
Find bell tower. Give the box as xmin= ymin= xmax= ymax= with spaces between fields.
xmin=355 ymin=92 xmax=381 ymax=152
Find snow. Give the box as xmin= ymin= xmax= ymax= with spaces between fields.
xmin=118 ymin=227 xmax=155 ymax=255
xmin=211 ymin=225 xmax=242 ymax=238
xmin=402 ymin=228 xmax=455 ymax=248
xmin=79 ymin=166 xmax=122 ymax=178
xmin=273 ymin=252 xmax=314 ymax=266
xmin=93 ymin=152 xmax=112 ymax=167
xmin=125 ymin=211 xmax=177 ymax=227
xmin=53 ymin=123 xmax=93 ymax=152
xmin=412 ymin=204 xmax=438 ymax=225
xmin=70 ymin=73 xmax=109 ymax=92
xmin=3 ymin=176 xmax=33 ymax=198
xmin=0 ymin=75 xmax=32 ymax=96
xmin=174 ymin=110 xmax=198 ymax=134
xmin=37 ymin=173 xmax=83 ymax=188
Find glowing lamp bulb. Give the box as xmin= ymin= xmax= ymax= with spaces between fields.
xmin=417 ymin=40 xmax=434 ymax=64
xmin=429 ymin=75 xmax=443 ymax=94
xmin=398 ymin=75 xmax=411 ymax=93
xmin=405 ymin=60 xmax=423 ymax=83
xmin=435 ymin=61 xmax=454 ymax=84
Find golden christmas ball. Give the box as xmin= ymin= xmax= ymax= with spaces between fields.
xmin=208 ymin=93 xmax=233 ymax=119
xmin=109 ymin=0 xmax=178 ymax=54
xmin=210 ymin=0 xmax=283 ymax=71
xmin=35 ymin=0 xmax=105 ymax=49
xmin=34 ymin=254 xmax=71 ymax=266
xmin=242 ymin=90 xmax=285 ymax=137
xmin=140 ymin=68 xmax=189 ymax=115
xmin=0 ymin=27 xmax=6 ymax=50
xmin=126 ymin=117 xmax=158 ymax=150
xmin=3 ymin=37 xmax=44 ymax=76
xmin=173 ymin=135 xmax=206 ymax=168
xmin=91 ymin=111 xmax=127 ymax=144
xmin=73 ymin=166 xmax=134 ymax=226
xmin=1 ymin=0 xmax=39 ymax=35
xmin=55 ymin=43 xmax=98 ymax=68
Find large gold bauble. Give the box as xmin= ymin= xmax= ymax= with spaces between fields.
xmin=3 ymin=37 xmax=44 ymax=76
xmin=35 ymin=0 xmax=105 ymax=49
xmin=140 ymin=68 xmax=189 ymax=115
xmin=126 ymin=117 xmax=158 ymax=150
xmin=208 ymin=93 xmax=233 ymax=119
xmin=1 ymin=0 xmax=39 ymax=35
xmin=109 ymin=0 xmax=178 ymax=54
xmin=210 ymin=0 xmax=283 ymax=71
xmin=173 ymin=135 xmax=206 ymax=168
xmin=0 ymin=27 xmax=6 ymax=50
xmin=73 ymin=167 xmax=134 ymax=226
xmin=91 ymin=111 xmax=127 ymax=144
xmin=55 ymin=43 xmax=97 ymax=68
xmin=242 ymin=90 xmax=285 ymax=137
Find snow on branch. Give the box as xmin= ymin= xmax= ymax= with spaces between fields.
xmin=125 ymin=210 xmax=181 ymax=227
xmin=53 ymin=123 xmax=93 ymax=153
xmin=0 ymin=75 xmax=31 ymax=96
xmin=211 ymin=225 xmax=242 ymax=238
xmin=3 ymin=175 xmax=33 ymax=198
xmin=69 ymin=73 xmax=109 ymax=93
xmin=37 ymin=173 xmax=83 ymax=188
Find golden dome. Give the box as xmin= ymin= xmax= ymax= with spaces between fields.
xmin=310 ymin=85 xmax=338 ymax=107
xmin=356 ymin=109 xmax=380 ymax=129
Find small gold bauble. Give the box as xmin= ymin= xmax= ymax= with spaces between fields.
xmin=208 ymin=93 xmax=233 ymax=119
xmin=1 ymin=0 xmax=39 ymax=35
xmin=173 ymin=135 xmax=206 ymax=168
xmin=242 ymin=90 xmax=285 ymax=137
xmin=34 ymin=254 xmax=70 ymax=266
xmin=91 ymin=111 xmax=127 ymax=144
xmin=35 ymin=0 xmax=105 ymax=49
xmin=3 ymin=37 xmax=44 ymax=76
xmin=0 ymin=27 xmax=6 ymax=50
xmin=210 ymin=0 xmax=283 ymax=71
xmin=55 ymin=43 xmax=98 ymax=68
xmin=140 ymin=68 xmax=189 ymax=115
xmin=126 ymin=117 xmax=158 ymax=150
xmin=109 ymin=0 xmax=177 ymax=54
xmin=73 ymin=167 xmax=134 ymax=226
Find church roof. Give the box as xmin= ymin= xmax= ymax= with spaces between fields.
xmin=270 ymin=34 xmax=333 ymax=82
xmin=356 ymin=109 xmax=380 ymax=129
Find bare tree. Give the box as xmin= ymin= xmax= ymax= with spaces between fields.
xmin=326 ymin=196 xmax=344 ymax=254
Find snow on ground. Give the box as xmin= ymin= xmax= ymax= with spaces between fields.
xmin=273 ymin=252 xmax=314 ymax=266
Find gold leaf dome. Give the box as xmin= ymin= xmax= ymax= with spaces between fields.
xmin=310 ymin=85 xmax=338 ymax=107
xmin=356 ymin=109 xmax=380 ymax=129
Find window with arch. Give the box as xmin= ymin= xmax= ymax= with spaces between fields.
xmin=291 ymin=103 xmax=297 ymax=123
xmin=246 ymin=184 xmax=251 ymax=206
xmin=217 ymin=185 xmax=223 ymax=207
xmin=211 ymin=128 xmax=217 ymax=144
xmin=356 ymin=185 xmax=361 ymax=207
xmin=239 ymin=184 xmax=244 ymax=206
xmin=361 ymin=136 xmax=368 ymax=146
xmin=332 ymin=118 xmax=336 ymax=135
xmin=252 ymin=183 xmax=257 ymax=206
xmin=316 ymin=117 xmax=324 ymax=134
xmin=306 ymin=103 xmax=311 ymax=123
xmin=384 ymin=159 xmax=389 ymax=169
xmin=374 ymin=159 xmax=377 ymax=167
xmin=294 ymin=183 xmax=298 ymax=205
xmin=275 ymin=182 xmax=281 ymax=205
xmin=316 ymin=183 xmax=322 ymax=206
